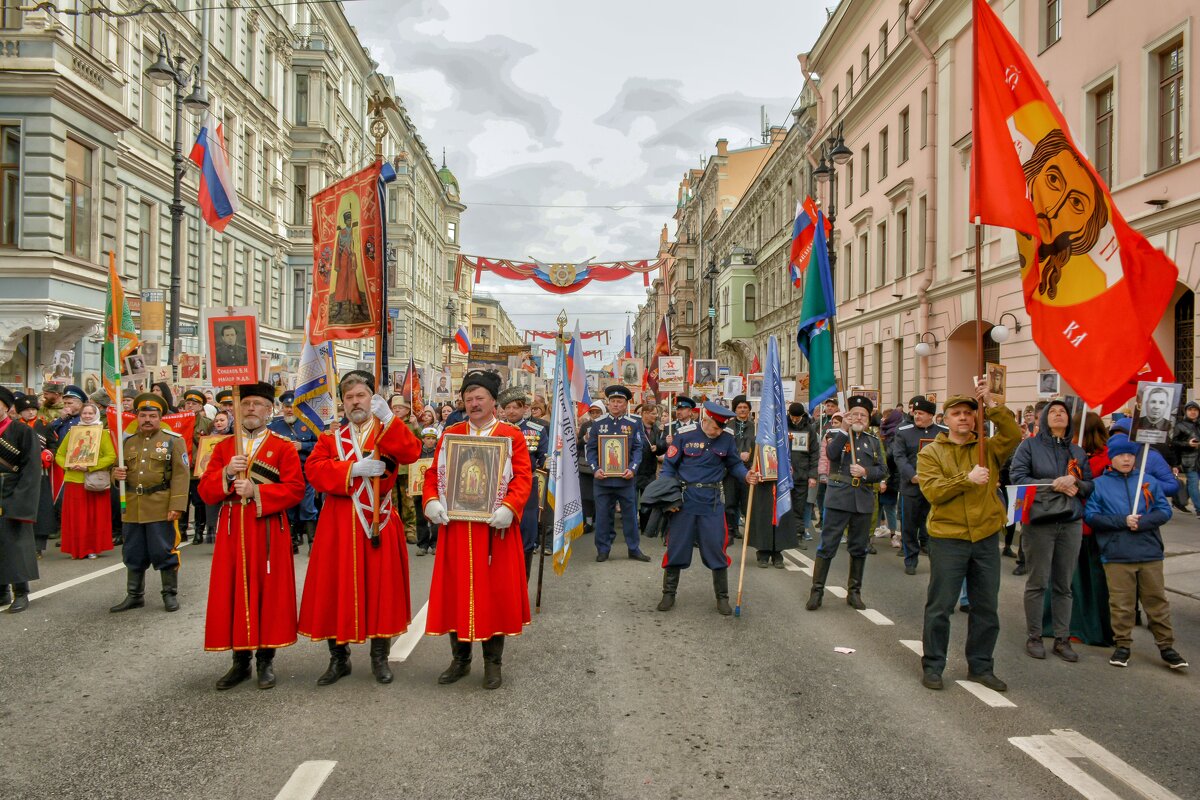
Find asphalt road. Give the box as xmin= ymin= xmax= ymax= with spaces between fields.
xmin=2 ymin=528 xmax=1197 ymax=800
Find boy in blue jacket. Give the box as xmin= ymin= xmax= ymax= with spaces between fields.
xmin=1084 ymin=438 xmax=1188 ymax=670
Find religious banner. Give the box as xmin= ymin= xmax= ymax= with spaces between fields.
xmin=308 ymin=162 xmax=395 ymax=342
xmin=459 ymin=255 xmax=667 ymax=295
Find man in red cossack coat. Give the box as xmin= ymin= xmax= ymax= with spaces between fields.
xmin=198 ymin=381 xmax=306 ymax=691
xmin=423 ymin=370 xmax=532 ymax=690
xmin=298 ymin=370 xmax=422 ymax=685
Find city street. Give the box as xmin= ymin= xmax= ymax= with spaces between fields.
xmin=3 ymin=523 xmax=1197 ymax=800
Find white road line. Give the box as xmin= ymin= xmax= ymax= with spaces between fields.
xmin=274 ymin=760 xmax=337 ymax=800
xmin=825 ymin=586 xmax=847 ymax=599
xmin=782 ymin=560 xmax=804 ymax=572
xmin=955 ymin=680 xmax=1016 ymax=708
xmin=783 ymin=549 xmax=814 ymax=568
xmin=1049 ymin=729 xmax=1184 ymax=800
xmin=1010 ymin=736 xmax=1122 ymax=800
xmin=857 ymin=608 xmax=894 ymax=626
xmin=899 ymin=639 xmax=924 ymax=656
xmin=389 ymin=602 xmax=428 ymax=663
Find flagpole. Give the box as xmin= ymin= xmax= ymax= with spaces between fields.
xmin=733 ymin=444 xmax=757 ymax=617
xmin=113 ymin=332 xmax=127 ymax=514
xmin=974 ymin=220 xmax=986 ymax=466
xmin=536 ymin=309 xmax=569 ymax=612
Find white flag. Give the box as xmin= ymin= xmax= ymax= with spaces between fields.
xmin=547 ymin=339 xmax=585 ymax=574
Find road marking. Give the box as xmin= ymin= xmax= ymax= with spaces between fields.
xmin=899 ymin=639 xmax=924 ymax=656
xmin=274 ymin=760 xmax=337 ymax=800
xmin=955 ymin=680 xmax=1016 ymax=708
xmin=857 ymin=608 xmax=894 ymax=626
xmin=0 ymin=541 xmax=195 ymax=609
xmin=1011 ymin=736 xmax=1123 ymax=799
xmin=783 ymin=549 xmax=813 ymax=568
xmin=389 ymin=602 xmax=428 ymax=663
xmin=1010 ymin=729 xmax=1184 ymax=800
xmin=825 ymin=586 xmax=847 ymax=599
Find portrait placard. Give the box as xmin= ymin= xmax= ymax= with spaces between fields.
xmin=618 ymin=357 xmax=643 ymax=388
xmin=1037 ymin=370 xmax=1060 ymax=397
xmin=747 ymin=373 xmax=765 ymax=400
xmin=658 ymin=355 xmax=684 ymax=393
xmin=178 ymin=354 xmax=202 ymax=383
xmin=598 ymin=434 xmax=629 ymax=475
xmin=123 ymin=353 xmax=147 ymax=378
xmin=789 ymin=430 xmax=810 ymax=451
xmin=1130 ymin=381 xmax=1182 ymax=445
xmin=206 ymin=312 xmax=260 ymax=386
xmin=986 ymin=362 xmax=1007 ymax=405
xmin=692 ymin=359 xmax=719 ymax=390
xmin=442 ymin=434 xmax=509 ymax=522
xmin=408 ymin=457 xmax=434 ymax=497
xmin=140 ymin=340 xmax=161 ymax=368
xmin=193 ymin=434 xmax=229 ymax=478
xmin=758 ymin=444 xmax=779 ymax=480
xmin=721 ymin=375 xmax=744 ymax=399
xmin=50 ymin=349 xmax=74 ymax=380
xmin=81 ymin=370 xmax=101 ymax=397
xmin=63 ymin=425 xmax=102 ymax=469
xmin=431 ymin=367 xmax=454 ymax=399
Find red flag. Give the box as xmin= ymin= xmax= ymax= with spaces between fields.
xmin=686 ymin=359 xmax=695 ymax=385
xmin=645 ymin=317 xmax=671 ymax=398
xmin=400 ymin=357 xmax=424 ymax=415
xmin=1096 ymin=341 xmax=1174 ymax=415
xmin=750 ymin=353 xmax=761 ymax=374
xmin=970 ymin=0 xmax=1177 ymax=407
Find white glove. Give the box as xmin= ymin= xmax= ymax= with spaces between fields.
xmin=424 ymin=499 xmax=449 ymax=526
xmin=350 ymin=458 xmax=386 ymax=478
xmin=371 ymin=394 xmax=394 ymax=425
xmin=486 ymin=505 xmax=514 ymax=530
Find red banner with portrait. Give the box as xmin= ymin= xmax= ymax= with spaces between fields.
xmin=308 ymin=163 xmax=387 ymax=343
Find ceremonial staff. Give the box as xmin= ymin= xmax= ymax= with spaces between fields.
xmin=535 ymin=309 xmax=570 ymax=612
xmin=973 ymin=221 xmax=986 ymax=466
xmin=733 ymin=444 xmax=757 ymax=617
xmin=367 ymin=95 xmax=396 ymax=547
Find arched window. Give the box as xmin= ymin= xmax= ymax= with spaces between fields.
xmin=744 ymin=284 xmax=757 ymax=322
xmin=685 ymin=301 xmax=695 ymax=326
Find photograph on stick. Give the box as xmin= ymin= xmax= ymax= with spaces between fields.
xmin=692 ymin=359 xmax=718 ymax=389
xmin=618 ymin=357 xmax=643 ymax=388
xmin=442 ymin=434 xmax=509 ymax=522
xmin=985 ymin=362 xmax=1007 ymax=405
xmin=1130 ymin=381 xmax=1182 ymax=445
xmin=1037 ymin=369 xmax=1060 ymax=397
xmin=205 ymin=311 xmax=260 ymax=386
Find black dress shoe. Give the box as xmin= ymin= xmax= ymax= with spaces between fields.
xmin=216 ymin=660 xmax=252 ymax=690
xmin=596 ymin=552 xmax=609 ymax=563
xmin=483 ymin=661 xmax=502 ymax=690
xmin=437 ymin=660 xmax=471 ymax=685
xmin=5 ymin=594 xmax=29 ymax=613
xmin=921 ymin=671 xmax=943 ymax=690
xmin=968 ymin=672 xmax=1008 ymax=692
xmin=316 ymin=657 xmax=351 ymax=686
xmin=256 ymin=660 xmax=276 ymax=690
xmin=628 ymin=550 xmax=650 ymax=562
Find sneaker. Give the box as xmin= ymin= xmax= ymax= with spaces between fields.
xmin=1109 ymin=647 xmax=1131 ymax=667
xmin=1053 ymin=638 xmax=1079 ymax=663
xmin=1026 ymin=636 xmax=1046 ymax=659
xmin=415 ymin=547 xmax=427 ymax=557
xmin=1013 ymin=564 xmax=1027 ymax=576
xmin=967 ymin=672 xmax=1008 ymax=692
xmin=890 ymin=535 xmax=902 ymax=549
xmin=1160 ymin=648 xmax=1189 ymax=670
xmin=86 ymin=553 xmax=97 ymax=560
xmin=921 ymin=671 xmax=943 ymax=690
xmin=874 ymin=525 xmax=890 ymax=538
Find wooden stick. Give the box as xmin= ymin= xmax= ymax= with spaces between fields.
xmin=534 ymin=468 xmax=549 ymax=613
xmin=113 ymin=332 xmax=128 ymax=513
xmin=1131 ymin=443 xmax=1151 ymax=516
xmin=370 ymin=331 xmax=382 ymax=546
xmin=734 ymin=445 xmax=757 ymax=617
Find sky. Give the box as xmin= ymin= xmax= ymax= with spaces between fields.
xmin=344 ymin=0 xmax=831 ymax=369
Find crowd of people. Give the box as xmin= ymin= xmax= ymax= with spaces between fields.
xmin=0 ymin=367 xmax=1192 ymax=693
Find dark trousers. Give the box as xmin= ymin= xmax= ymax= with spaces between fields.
xmin=416 ymin=511 xmax=437 ymax=550
xmin=901 ymin=492 xmax=931 ymax=567
xmin=664 ymin=509 xmax=730 ymax=571
xmin=1022 ymin=520 xmax=1082 ymax=639
xmin=182 ymin=479 xmax=206 ymax=535
xmin=816 ymin=507 xmax=870 ymax=560
xmin=723 ymin=475 xmax=749 ymax=537
xmin=449 ymin=631 xmax=504 ymax=663
xmin=594 ymin=482 xmax=640 ymax=554
xmin=921 ymin=533 xmax=1001 ymax=676
xmin=121 ymin=520 xmax=181 ymax=572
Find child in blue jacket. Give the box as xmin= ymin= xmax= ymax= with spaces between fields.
xmin=1084 ymin=438 xmax=1188 ymax=670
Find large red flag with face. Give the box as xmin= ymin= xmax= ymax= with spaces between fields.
xmin=969 ymin=0 xmax=1177 ymax=407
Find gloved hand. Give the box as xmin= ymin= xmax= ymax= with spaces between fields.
xmin=350 ymin=458 xmax=386 ymax=478
xmin=486 ymin=505 xmax=514 ymax=530
xmin=371 ymin=394 xmax=394 ymax=425
xmin=424 ymin=499 xmax=449 ymax=526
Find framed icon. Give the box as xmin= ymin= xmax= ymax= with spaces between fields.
xmin=442 ymin=434 xmax=509 ymax=522
xmin=63 ymin=425 xmax=102 ymax=470
xmin=757 ymin=444 xmax=779 ymax=480
xmin=409 ymin=457 xmax=434 ymax=497
xmin=599 ymin=434 xmax=629 ymax=475
xmin=193 ymin=434 xmax=229 ymax=477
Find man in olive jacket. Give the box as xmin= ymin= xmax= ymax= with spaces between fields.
xmin=915 ymin=379 xmax=1022 ymax=692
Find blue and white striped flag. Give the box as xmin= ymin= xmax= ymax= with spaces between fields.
xmin=548 ymin=340 xmax=585 ymax=575
xmin=295 ymin=322 xmax=336 ymax=436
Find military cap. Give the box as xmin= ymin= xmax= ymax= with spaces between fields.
xmin=63 ymin=385 xmax=87 ymax=403
xmin=238 ymin=382 xmax=276 ymax=404
xmin=846 ymin=395 xmax=875 ymax=415
xmin=339 ymin=369 xmax=376 ymax=396
xmin=460 ymin=369 xmax=501 ymax=399
xmin=912 ymin=397 xmax=936 ymax=415
xmin=42 ymin=382 xmax=64 ymax=394
xmin=216 ymin=389 xmax=234 ymax=404
xmin=703 ymin=401 xmax=736 ymax=424
xmin=674 ymin=395 xmax=697 ymax=409
xmin=497 ymin=386 xmax=529 ymax=407
xmin=943 ymin=394 xmax=978 ymax=411
xmin=183 ymin=389 xmax=207 ymax=406
xmin=604 ymin=384 xmax=633 ymax=401
xmin=421 ymin=426 xmax=440 ymax=438
xmin=278 ymin=391 xmax=295 ymax=405
xmin=14 ymin=393 xmax=37 ymax=414
xmin=134 ymin=392 xmax=168 ymax=414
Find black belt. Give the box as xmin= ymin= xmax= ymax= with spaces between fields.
xmin=131 ymin=482 xmax=171 ymax=495
xmin=682 ymin=482 xmax=721 ymax=490
xmin=828 ymin=475 xmax=863 ymax=488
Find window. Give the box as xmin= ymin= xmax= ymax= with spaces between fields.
xmin=873 ymin=343 xmax=883 ymax=398
xmin=880 ymin=23 xmax=889 ymax=61
xmin=744 ymin=284 xmax=756 ymax=322
xmin=916 ymin=196 xmax=927 ymax=272
xmin=685 ymin=301 xmax=695 ymax=326
xmin=1 ymin=0 xmax=23 ymax=29
xmin=295 ymin=73 xmax=309 ymax=126
xmin=858 ymin=233 xmax=869 ymax=295
xmin=292 ymin=268 xmax=306 ymax=329
xmin=892 ymin=338 xmax=904 ymax=408
xmin=861 ymin=47 xmax=870 ymax=82
xmin=64 ymin=139 xmax=92 ymax=260
xmin=242 ymin=129 xmax=255 ymax=196
xmin=861 ymin=145 xmax=870 ymax=193
xmin=245 ymin=26 xmax=257 ymax=83
xmin=879 ymin=128 xmax=889 ymax=181
xmin=1043 ymin=0 xmax=1062 ymax=49
xmin=846 ymin=159 xmax=854 ymax=206
xmin=1089 ymin=0 xmax=1112 ymax=10
xmin=876 ymin=221 xmax=888 ymax=286
xmin=845 ymin=68 xmax=854 ymax=101
xmin=263 ymin=47 xmax=274 ymax=101
xmin=920 ymin=89 xmax=928 ymax=147
xmin=137 ymin=201 xmax=153 ymax=289
xmin=447 ymin=220 xmax=457 ymax=242
xmin=260 ymin=145 xmax=271 ymax=205
xmin=832 ymin=86 xmax=840 ymax=115
xmin=899 ymin=107 xmax=910 ymax=164
xmin=0 ymin=124 xmax=18 ymax=246
xmin=1157 ymin=40 xmax=1184 ymax=170
xmin=141 ymin=47 xmax=158 ymax=133
xmin=1092 ymin=82 xmax=1114 ymax=186
xmin=223 ymin=7 xmax=235 ymax=61
xmin=842 ymin=243 xmax=852 ymax=301
xmin=896 ymin=208 xmax=909 ymax=279
xmin=686 ymin=259 xmax=695 ymax=281
xmin=292 ymin=165 xmax=306 ymax=224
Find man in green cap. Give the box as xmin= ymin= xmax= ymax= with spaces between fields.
xmin=181 ymin=388 xmax=214 ymax=545
xmin=109 ymin=393 xmax=191 ymax=613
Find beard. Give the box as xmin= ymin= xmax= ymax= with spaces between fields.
xmin=242 ymin=414 xmax=264 ymax=432
xmin=348 ymin=408 xmax=370 ymax=424
xmin=850 ymin=423 xmax=865 ymax=433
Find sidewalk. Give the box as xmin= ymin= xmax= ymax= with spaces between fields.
xmin=1162 ymin=511 xmax=1200 ymax=601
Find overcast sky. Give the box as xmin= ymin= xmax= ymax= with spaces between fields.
xmin=345 ymin=0 xmax=829 ymax=368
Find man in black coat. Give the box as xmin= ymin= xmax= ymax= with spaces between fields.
xmin=0 ymin=387 xmax=42 ymax=613
xmin=787 ymin=402 xmax=819 ymax=540
xmin=890 ymin=396 xmax=947 ymax=575
xmin=723 ymin=395 xmax=755 ymax=542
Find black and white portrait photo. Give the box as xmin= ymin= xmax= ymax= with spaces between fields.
xmin=693 ymin=359 xmax=718 ymax=387
xmin=1037 ymin=370 xmax=1060 ymax=397
xmin=1131 ymin=381 xmax=1182 ymax=445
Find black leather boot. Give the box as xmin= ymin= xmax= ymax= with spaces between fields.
xmin=110 ymin=570 xmax=145 ymax=613
xmin=369 ymin=637 xmax=394 ymax=684
xmin=846 ymin=556 xmax=867 ymax=610
xmin=482 ymin=635 xmax=504 ymax=690
xmin=756 ymin=550 xmax=770 ymax=568
xmin=438 ymin=633 xmax=472 ymax=685
xmin=656 ymin=567 xmax=680 ymax=611
xmin=305 ymin=520 xmax=316 ymax=552
xmin=191 ymin=526 xmax=203 ymax=546
xmin=255 ymin=649 xmax=276 ymax=689
xmin=712 ymin=568 xmax=733 ymax=616
xmin=317 ymin=642 xmax=351 ymax=685
xmin=806 ymin=557 xmax=831 ymax=611
xmin=216 ymin=651 xmax=252 ymax=690
xmin=6 ymin=582 xmax=29 ymax=613
xmin=160 ymin=568 xmax=180 ymax=612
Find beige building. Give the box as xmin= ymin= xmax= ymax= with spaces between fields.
xmin=468 ymin=293 xmax=520 ymax=352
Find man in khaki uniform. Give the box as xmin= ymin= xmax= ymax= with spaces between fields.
xmin=110 ymin=393 xmax=190 ymax=613
xmin=36 ymin=383 xmax=64 ymax=426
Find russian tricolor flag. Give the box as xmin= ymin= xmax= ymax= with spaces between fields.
xmin=623 ymin=316 xmax=633 ymax=358
xmin=788 ymin=196 xmax=829 ymax=287
xmin=454 ymin=325 xmax=471 ymax=354
xmin=567 ymin=320 xmax=592 ymax=415
xmin=188 ymin=112 xmax=239 ymax=232
xmin=1006 ymin=485 xmax=1038 ymax=526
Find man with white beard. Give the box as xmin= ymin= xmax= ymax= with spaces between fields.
xmin=805 ymin=395 xmax=887 ymax=612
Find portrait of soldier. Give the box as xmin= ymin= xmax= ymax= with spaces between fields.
xmin=213 ymin=323 xmax=248 ymax=368
xmin=1020 ymin=128 xmax=1110 ymax=301
xmin=329 ymin=203 xmax=371 ymax=325
xmin=1137 ymin=386 xmax=1174 ymax=434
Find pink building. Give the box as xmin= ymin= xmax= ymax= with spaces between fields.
xmin=803 ymin=0 xmax=1197 ymax=412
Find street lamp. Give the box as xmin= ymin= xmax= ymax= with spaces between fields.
xmin=704 ymin=259 xmax=719 ymax=358
xmin=444 ymin=297 xmax=457 ymax=365
xmin=144 ymin=31 xmax=208 ymax=368
xmin=812 ymin=122 xmax=852 ymax=382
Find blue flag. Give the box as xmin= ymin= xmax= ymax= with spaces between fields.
xmin=756 ymin=336 xmax=793 ymax=523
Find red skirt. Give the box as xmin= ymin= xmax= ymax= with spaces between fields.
xmin=60 ymin=481 xmax=114 ymax=559
xmin=426 ymin=519 xmax=531 ymax=641
xmin=204 ymin=503 xmax=298 ymax=651
xmin=297 ymin=498 xmax=411 ymax=644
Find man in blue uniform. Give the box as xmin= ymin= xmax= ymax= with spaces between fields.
xmin=586 ymin=384 xmax=648 ymax=562
xmin=657 ymin=402 xmax=761 ymax=614
xmin=266 ymin=391 xmax=319 ymax=553
xmin=499 ymin=387 xmax=549 ymax=578
xmin=807 ymin=395 xmax=887 ymax=612
xmin=660 ymin=395 xmax=697 ymax=446
xmin=891 ymin=396 xmax=947 ymax=575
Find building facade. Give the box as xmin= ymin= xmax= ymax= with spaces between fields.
xmin=468 ymin=293 xmax=520 ymax=353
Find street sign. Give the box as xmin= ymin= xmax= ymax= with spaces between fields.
xmin=178 ymin=322 xmax=198 ymax=336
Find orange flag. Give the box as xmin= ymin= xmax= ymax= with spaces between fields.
xmin=969 ymin=0 xmax=1177 ymax=407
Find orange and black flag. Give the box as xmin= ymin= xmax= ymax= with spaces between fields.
xmin=970 ymin=0 xmax=1177 ymax=408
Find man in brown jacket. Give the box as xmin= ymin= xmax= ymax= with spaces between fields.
xmin=916 ymin=378 xmax=1021 ymax=692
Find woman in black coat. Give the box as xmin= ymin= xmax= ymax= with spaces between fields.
xmin=13 ymin=395 xmax=57 ymax=556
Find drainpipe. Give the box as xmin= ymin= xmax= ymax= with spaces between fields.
xmin=906 ymin=0 xmax=937 ymax=392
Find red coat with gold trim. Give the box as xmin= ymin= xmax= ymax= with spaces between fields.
xmin=298 ymin=418 xmax=422 ymax=644
xmin=423 ymin=419 xmax=532 ymax=641
xmin=198 ymin=430 xmax=306 ymax=651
